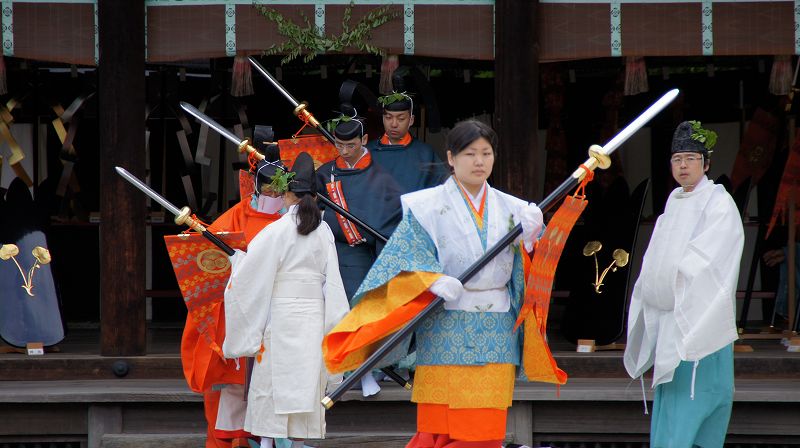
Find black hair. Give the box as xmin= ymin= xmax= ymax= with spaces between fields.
xmin=294 ymin=192 xmax=322 ymax=236
xmin=446 ymin=120 xmax=498 ymax=156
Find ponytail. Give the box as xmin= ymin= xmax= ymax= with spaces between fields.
xmin=295 ymin=192 xmax=322 ymax=235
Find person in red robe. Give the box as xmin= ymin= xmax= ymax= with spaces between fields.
xmin=180 ymin=128 xmax=284 ymax=447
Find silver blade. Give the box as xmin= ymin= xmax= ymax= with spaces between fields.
xmin=115 ymin=166 xmax=182 ymax=217
xmin=601 ymin=88 xmax=680 ymax=155
xmin=248 ymin=56 xmax=300 ymax=108
xmin=179 ymin=101 xmax=244 ymax=147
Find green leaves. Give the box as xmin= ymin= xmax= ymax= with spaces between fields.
xmin=269 ymin=169 xmax=296 ymax=194
xmin=325 ymin=114 xmax=352 ymax=133
xmin=254 ymin=1 xmax=399 ymax=65
xmin=688 ymin=120 xmax=718 ymax=150
xmin=377 ymin=91 xmax=412 ymax=107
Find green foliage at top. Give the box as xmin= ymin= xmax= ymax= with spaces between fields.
xmin=254 ymin=1 xmax=399 ymax=65
xmin=688 ymin=120 xmax=718 ymax=150
xmin=269 ymin=169 xmax=295 ymax=194
xmin=325 ymin=114 xmax=353 ymax=134
xmin=377 ymin=91 xmax=412 ymax=107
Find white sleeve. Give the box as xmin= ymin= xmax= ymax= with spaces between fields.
xmin=675 ymin=194 xmax=744 ymax=360
xmin=222 ymin=229 xmax=280 ymax=358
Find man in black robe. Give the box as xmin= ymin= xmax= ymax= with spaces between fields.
xmin=367 ymin=92 xmax=448 ymax=193
xmin=315 ymin=111 xmax=403 ymax=396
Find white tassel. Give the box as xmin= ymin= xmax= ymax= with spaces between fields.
xmin=640 ymin=376 xmax=649 ymax=415
xmin=234 ymin=358 xmax=241 ymax=371
xmin=690 ymin=360 xmax=699 ymax=400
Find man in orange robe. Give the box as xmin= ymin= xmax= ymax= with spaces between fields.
xmin=180 ymin=130 xmax=283 ymax=448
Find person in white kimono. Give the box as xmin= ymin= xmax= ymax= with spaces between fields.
xmin=223 ymin=152 xmax=350 ymax=448
xmin=624 ymin=121 xmax=744 ymax=448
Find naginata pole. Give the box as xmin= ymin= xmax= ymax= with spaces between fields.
xmin=115 ymin=166 xmax=235 ymax=256
xmin=321 ymin=88 xmax=681 ymax=409
xmin=248 ymin=57 xmax=338 ymax=145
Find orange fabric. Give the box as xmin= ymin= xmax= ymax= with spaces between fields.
xmin=380 ymin=132 xmax=413 ymax=146
xmin=326 ymin=180 xmax=367 ymax=246
xmin=203 ymin=390 xmax=231 ymax=448
xmin=414 ymin=403 xmax=507 ymax=442
xmin=208 ymin=197 xmax=281 ymax=244
xmin=406 ymin=433 xmax=502 ymax=448
xmin=179 ymin=200 xmax=279 ymax=392
xmin=412 ymin=364 xmax=515 ymax=409
xmin=277 ymin=135 xmax=338 ymax=169
xmin=512 ymin=193 xmax=587 ymax=387
xmin=334 ymin=150 xmax=372 ymax=170
xmin=323 ymin=271 xmax=442 ymax=373
xmin=179 ymin=200 xmax=278 ymax=440
xmin=454 ymin=179 xmax=487 ymax=229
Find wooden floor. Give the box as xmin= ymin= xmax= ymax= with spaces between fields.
xmin=1 ymin=325 xmax=796 ymax=381
xmin=0 ymin=325 xmax=798 ymax=446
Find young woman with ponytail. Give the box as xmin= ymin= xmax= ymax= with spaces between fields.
xmin=222 ymin=152 xmax=350 ymax=448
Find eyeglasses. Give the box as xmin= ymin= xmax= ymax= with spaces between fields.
xmin=334 ymin=141 xmax=359 ymax=151
xmin=670 ymin=155 xmax=703 ymax=165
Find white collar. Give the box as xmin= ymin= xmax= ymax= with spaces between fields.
xmin=456 ymin=178 xmax=487 ymax=209
xmin=677 ymin=175 xmax=710 ymax=197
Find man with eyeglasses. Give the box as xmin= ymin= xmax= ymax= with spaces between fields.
xmin=315 ymin=108 xmax=403 ymax=397
xmin=624 ymin=120 xmax=744 ymax=447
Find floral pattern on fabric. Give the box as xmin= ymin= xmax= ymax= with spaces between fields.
xmin=352 ymin=210 xmax=442 ymax=307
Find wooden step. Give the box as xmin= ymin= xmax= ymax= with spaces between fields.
xmin=101 ymin=434 xmax=206 ymax=448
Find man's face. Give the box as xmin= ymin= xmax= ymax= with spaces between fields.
xmin=670 ymin=151 xmax=708 ymax=190
xmin=334 ymin=134 xmax=368 ymax=165
xmin=382 ymin=110 xmax=414 ymax=142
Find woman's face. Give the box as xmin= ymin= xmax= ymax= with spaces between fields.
xmin=447 ymin=137 xmax=494 ymax=189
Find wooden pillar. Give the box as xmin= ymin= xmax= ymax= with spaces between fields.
xmin=98 ymin=0 xmax=147 ymax=355
xmin=494 ymin=0 xmax=540 ymax=199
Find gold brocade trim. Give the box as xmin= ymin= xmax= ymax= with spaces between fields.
xmin=323 ymin=270 xmax=441 ymax=373
xmin=330 ymin=271 xmax=442 ymax=333
xmin=412 ymin=363 xmax=516 ymax=410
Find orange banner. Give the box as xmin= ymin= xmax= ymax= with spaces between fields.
xmin=165 ymin=232 xmax=247 ymax=358
xmin=277 ymin=134 xmax=338 ymax=169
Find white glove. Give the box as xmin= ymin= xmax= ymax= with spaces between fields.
xmin=430 ymin=275 xmax=464 ymax=302
xmin=517 ymin=203 xmax=543 ymax=251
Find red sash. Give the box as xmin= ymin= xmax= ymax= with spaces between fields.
xmin=326 ymin=180 xmax=367 ymax=246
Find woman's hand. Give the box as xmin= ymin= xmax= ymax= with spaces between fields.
xmin=517 ymin=203 xmax=543 ymax=250
xmin=430 ymin=275 xmax=464 ymax=302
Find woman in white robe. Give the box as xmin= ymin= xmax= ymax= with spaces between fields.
xmin=223 ymin=153 xmax=350 ymax=448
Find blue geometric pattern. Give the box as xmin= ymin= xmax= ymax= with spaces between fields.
xmin=351 ymin=210 xmax=442 ymax=307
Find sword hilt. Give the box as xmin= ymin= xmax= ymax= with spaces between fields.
xmin=237 ymin=139 xmax=265 ymax=160
xmin=174 ymin=206 xmax=235 ymax=256
xmin=571 ymin=144 xmax=613 ymax=181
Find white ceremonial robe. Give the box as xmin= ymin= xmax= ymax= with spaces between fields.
xmin=222 ymin=206 xmax=350 ymax=438
xmin=624 ymin=176 xmax=744 ymax=387
xmin=401 ymin=177 xmax=529 ymax=312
